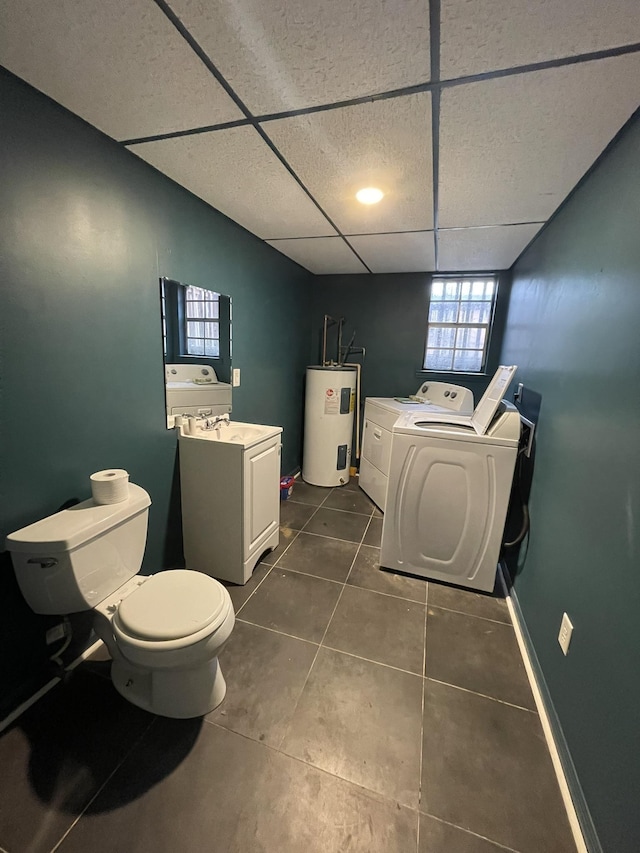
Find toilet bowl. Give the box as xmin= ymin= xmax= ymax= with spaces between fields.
xmin=93 ymin=570 xmax=235 ymax=718
xmin=6 ymin=483 xmax=235 ymax=719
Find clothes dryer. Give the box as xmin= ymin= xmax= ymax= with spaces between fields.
xmin=360 ymin=381 xmax=474 ymax=511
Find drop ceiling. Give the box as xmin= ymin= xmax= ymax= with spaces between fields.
xmin=1 ymin=0 xmax=639 ymax=275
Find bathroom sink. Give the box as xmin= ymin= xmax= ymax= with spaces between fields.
xmin=218 ymin=424 xmax=263 ymax=443
xmin=185 ymin=421 xmax=280 ymax=448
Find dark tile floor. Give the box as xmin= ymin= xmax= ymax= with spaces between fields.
xmin=0 ymin=478 xmax=577 ymax=853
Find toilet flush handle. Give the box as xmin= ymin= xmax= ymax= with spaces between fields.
xmin=27 ymin=557 xmax=58 ymax=568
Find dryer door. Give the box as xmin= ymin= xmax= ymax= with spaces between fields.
xmin=381 ymin=434 xmax=513 ymax=591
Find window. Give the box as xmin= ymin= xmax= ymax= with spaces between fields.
xmin=184 ymin=285 xmax=220 ymax=357
xmin=160 ymin=279 xmax=222 ymax=360
xmin=423 ymin=277 xmax=497 ymax=373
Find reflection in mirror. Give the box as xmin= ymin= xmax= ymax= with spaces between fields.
xmin=160 ymin=278 xmax=232 ymax=427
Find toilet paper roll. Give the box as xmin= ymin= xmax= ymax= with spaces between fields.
xmin=90 ymin=469 xmax=130 ymax=505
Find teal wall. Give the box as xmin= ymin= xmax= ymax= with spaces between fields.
xmin=311 ymin=272 xmax=511 ymax=402
xmin=500 ymin=114 xmax=640 ymax=853
xmin=0 ymin=69 xmax=312 ymax=716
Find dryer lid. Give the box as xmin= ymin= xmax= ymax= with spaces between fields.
xmin=117 ymin=570 xmax=227 ymax=640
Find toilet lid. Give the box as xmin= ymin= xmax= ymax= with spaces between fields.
xmin=117 ymin=570 xmax=228 ymax=641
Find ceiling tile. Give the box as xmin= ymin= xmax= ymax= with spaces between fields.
xmin=349 ymin=232 xmax=435 ymax=273
xmin=129 ymin=127 xmax=335 ymax=239
xmin=441 ymin=0 xmax=640 ymax=79
xmin=439 ymin=54 xmax=640 ymax=228
xmin=169 ymin=0 xmax=430 ymax=115
xmin=267 ymin=238 xmax=368 ymax=274
xmin=437 ymin=224 xmax=543 ymax=271
xmin=0 ymin=0 xmax=244 ymax=140
xmin=265 ymin=94 xmax=433 ymax=235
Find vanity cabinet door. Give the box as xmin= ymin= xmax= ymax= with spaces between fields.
xmin=244 ymin=437 xmax=281 ymax=557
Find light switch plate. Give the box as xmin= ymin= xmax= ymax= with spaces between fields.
xmin=232 ymin=368 xmax=241 ymax=387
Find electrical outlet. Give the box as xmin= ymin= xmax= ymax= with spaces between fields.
xmin=558 ymin=613 xmax=574 ymax=655
xmin=232 ymin=368 xmax=241 ymax=387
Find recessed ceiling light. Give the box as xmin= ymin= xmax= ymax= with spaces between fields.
xmin=356 ymin=187 xmax=384 ymax=205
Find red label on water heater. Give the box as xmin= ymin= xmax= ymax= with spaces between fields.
xmin=324 ymin=387 xmax=339 ymax=414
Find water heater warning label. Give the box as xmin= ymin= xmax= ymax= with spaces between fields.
xmin=324 ymin=387 xmax=339 ymax=414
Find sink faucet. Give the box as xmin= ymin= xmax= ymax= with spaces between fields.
xmin=212 ymin=414 xmax=230 ymax=433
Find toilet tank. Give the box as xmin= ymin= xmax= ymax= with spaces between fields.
xmin=6 ymin=484 xmax=151 ymax=615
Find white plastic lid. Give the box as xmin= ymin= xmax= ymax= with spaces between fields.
xmin=5 ymin=484 xmax=151 ymax=554
xmin=470 ymin=365 xmax=517 ymax=435
xmin=117 ymin=571 xmax=227 ymax=640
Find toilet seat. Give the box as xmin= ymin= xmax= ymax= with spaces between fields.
xmin=112 ymin=570 xmax=233 ymax=654
xmin=117 ymin=570 xmax=227 ymax=640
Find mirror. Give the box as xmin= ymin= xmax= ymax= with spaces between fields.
xmin=160 ymin=277 xmax=232 ymax=427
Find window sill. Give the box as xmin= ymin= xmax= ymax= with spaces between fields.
xmin=415 ymin=369 xmax=489 ymax=378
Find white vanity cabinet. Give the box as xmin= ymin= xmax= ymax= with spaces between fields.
xmin=178 ymin=423 xmax=282 ymax=584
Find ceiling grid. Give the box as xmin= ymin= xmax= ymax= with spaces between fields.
xmin=429 ymin=0 xmax=441 ymax=271
xmin=1 ymin=0 xmax=639 ymax=274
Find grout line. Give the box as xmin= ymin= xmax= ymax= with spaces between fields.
xmin=270 ymin=564 xmax=348 ymax=586
xmin=426 ymin=602 xmax=512 ymax=626
xmin=338 ymin=577 xmax=427 ymax=605
xmin=278 ymin=548 xmax=428 ymax=604
xmin=285 ymin=527 xmax=369 ymax=547
xmin=233 ymin=563 xmax=276 ymax=617
xmin=321 ymin=645 xmax=424 ymax=679
xmin=417 ymin=582 xmax=429 ymax=828
xmin=50 ymin=717 xmax=158 ymax=852
xmin=236 ymin=618 xmax=320 ymax=647
xmin=204 ymin=717 xmax=420 ymax=814
xmin=425 ymin=676 xmax=537 ymax=714
xmin=289 ymin=501 xmax=323 ymax=536
xmin=274 ymin=587 xmax=346 ymax=751
xmin=287 ymin=500 xmax=373 ymax=517
xmin=419 ymin=812 xmax=522 ymax=853
xmin=275 ymin=515 xmax=372 ymax=751
xmin=203 ymin=716 xmax=522 ymax=851
xmin=498 ymin=567 xmax=588 ymax=853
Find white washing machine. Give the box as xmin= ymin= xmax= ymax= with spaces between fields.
xmin=164 ymin=364 xmax=232 ymax=418
xmin=360 ymin=381 xmax=474 ymax=511
xmin=380 ymin=366 xmax=520 ymax=592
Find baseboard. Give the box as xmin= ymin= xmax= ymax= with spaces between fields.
xmin=0 ymin=639 xmax=104 ymax=734
xmin=498 ymin=565 xmax=602 ymax=853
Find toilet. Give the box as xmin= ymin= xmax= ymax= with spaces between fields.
xmin=6 ymin=483 xmax=235 ymax=719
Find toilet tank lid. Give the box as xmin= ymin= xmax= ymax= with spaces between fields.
xmin=6 ymin=484 xmax=151 ymax=554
